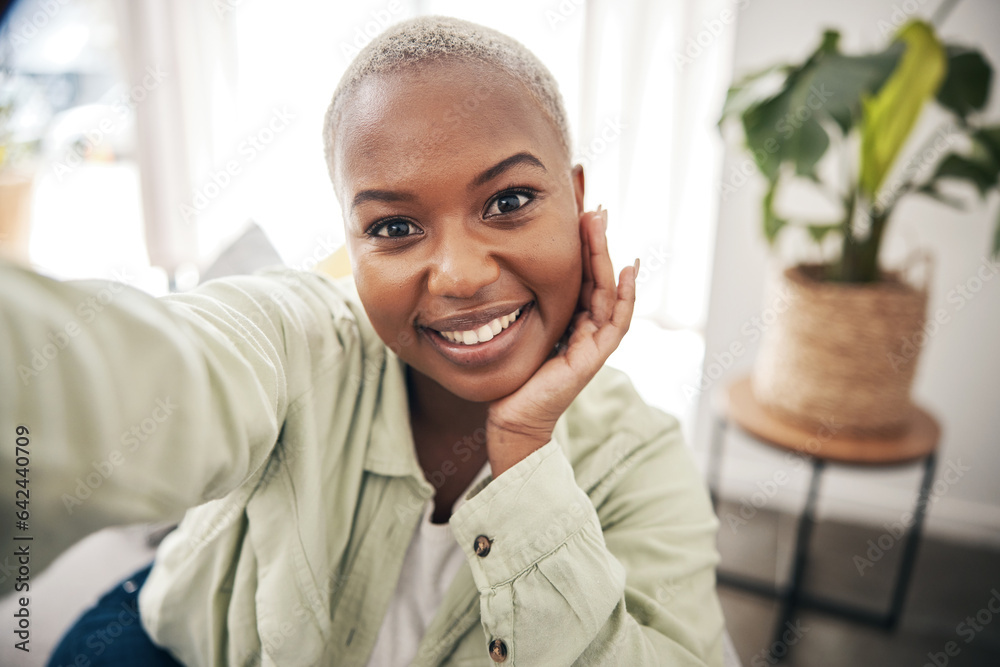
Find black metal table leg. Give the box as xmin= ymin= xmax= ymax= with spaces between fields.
xmin=710 ymin=405 xmax=937 ymax=657
xmin=772 ymin=458 xmax=825 ymax=652
xmin=884 ymin=453 xmax=937 ymax=629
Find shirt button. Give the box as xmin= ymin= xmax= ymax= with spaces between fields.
xmin=489 ymin=638 xmax=508 ymax=662
xmin=474 ymin=535 xmax=492 ymax=557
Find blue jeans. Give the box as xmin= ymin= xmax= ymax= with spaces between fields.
xmin=47 ymin=562 xmax=183 ymax=666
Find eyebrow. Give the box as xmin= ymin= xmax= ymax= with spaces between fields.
xmin=351 ymin=189 xmax=415 ymax=210
xmin=350 ymin=151 xmax=547 ymax=212
xmin=471 ymin=152 xmax=547 ymax=189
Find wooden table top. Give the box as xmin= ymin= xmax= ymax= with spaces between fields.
xmin=715 ymin=376 xmax=941 ymax=466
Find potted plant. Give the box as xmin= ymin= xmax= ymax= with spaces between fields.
xmin=719 ymin=18 xmax=1000 ymax=434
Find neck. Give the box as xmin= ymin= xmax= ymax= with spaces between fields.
xmin=405 ymin=366 xmax=489 ymax=439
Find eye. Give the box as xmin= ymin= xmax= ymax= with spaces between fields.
xmin=485 ymin=190 xmax=534 ymax=218
xmin=367 ymin=218 xmax=421 ymax=238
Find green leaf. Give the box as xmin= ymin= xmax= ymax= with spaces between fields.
xmin=719 ymin=64 xmax=792 ymax=125
xmin=741 ymin=94 xmax=789 ymax=180
xmin=740 ymin=59 xmax=809 ymax=181
xmin=930 ymin=154 xmax=998 ymax=198
xmin=762 ymin=180 xmax=786 ymax=243
xmin=805 ymin=42 xmax=904 ymax=134
xmin=916 ymin=182 xmax=967 ymax=209
xmin=740 ymin=60 xmax=831 ymax=181
xmin=816 ymin=29 xmax=840 ymax=54
xmin=972 ymin=126 xmax=1000 ymax=166
xmin=921 ymin=129 xmax=1000 ymax=206
xmin=728 ymin=28 xmax=894 ymax=185
xmin=806 ymin=224 xmax=842 ymax=243
xmin=936 ymin=46 xmax=993 ymax=119
xmin=859 ymin=21 xmax=947 ymax=199
xmin=791 ymin=116 xmax=830 ymax=177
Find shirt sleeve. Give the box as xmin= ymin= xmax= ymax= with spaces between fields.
xmin=449 ymin=427 xmax=724 ymax=665
xmin=0 ymin=261 xmax=345 ymax=598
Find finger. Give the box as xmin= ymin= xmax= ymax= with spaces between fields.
xmin=561 ymin=313 xmax=604 ymax=371
xmin=568 ymin=310 xmax=599 ymax=343
xmin=587 ymin=208 xmax=617 ymax=324
xmin=578 ymin=210 xmax=596 ymax=310
xmin=596 ymin=260 xmax=638 ymax=352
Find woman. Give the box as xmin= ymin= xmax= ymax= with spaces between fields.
xmin=3 ymin=15 xmax=724 ymax=666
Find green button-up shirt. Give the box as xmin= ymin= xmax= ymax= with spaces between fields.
xmin=0 ymin=262 xmax=723 ymax=665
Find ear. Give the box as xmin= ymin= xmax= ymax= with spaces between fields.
xmin=571 ymin=164 xmax=585 ymax=215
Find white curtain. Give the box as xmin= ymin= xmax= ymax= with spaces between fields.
xmin=114 ymin=0 xmax=237 ymax=281
xmin=578 ymin=0 xmax=733 ymax=331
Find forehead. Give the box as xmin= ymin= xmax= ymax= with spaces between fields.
xmin=333 ymin=59 xmax=565 ymax=194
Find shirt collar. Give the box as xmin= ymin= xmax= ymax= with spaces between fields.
xmin=364 ymin=352 xmax=428 ymax=481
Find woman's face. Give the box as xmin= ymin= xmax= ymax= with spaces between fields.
xmin=333 ymin=59 xmax=584 ymax=403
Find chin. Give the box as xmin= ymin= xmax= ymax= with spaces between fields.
xmin=438 ymin=365 xmax=535 ymax=404
xmin=395 ymin=345 xmax=535 ymax=404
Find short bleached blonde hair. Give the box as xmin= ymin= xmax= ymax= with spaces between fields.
xmin=322 ymin=15 xmax=572 ymax=186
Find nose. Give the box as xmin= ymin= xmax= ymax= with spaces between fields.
xmin=426 ymin=224 xmax=501 ymax=299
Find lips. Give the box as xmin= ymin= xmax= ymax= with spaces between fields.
xmin=419 ymin=301 xmax=531 ymax=335
xmin=420 ymin=301 xmax=534 ymax=366
xmin=436 ymin=306 xmax=523 ymax=345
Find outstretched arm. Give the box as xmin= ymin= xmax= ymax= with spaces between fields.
xmin=0 ymin=263 xmax=343 ymax=596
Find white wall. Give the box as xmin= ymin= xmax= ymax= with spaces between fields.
xmin=696 ymin=0 xmax=1000 ymax=548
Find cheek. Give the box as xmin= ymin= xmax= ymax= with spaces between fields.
xmin=535 ymin=216 xmax=582 ymax=283
xmin=513 ymin=216 xmax=583 ymax=319
xmin=353 ymin=254 xmax=420 ymax=347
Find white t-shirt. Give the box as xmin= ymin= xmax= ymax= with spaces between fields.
xmin=366 ymin=463 xmax=491 ymax=666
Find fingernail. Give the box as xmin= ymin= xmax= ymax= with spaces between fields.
xmin=633 ymin=257 xmax=640 ymax=272
xmin=596 ymin=203 xmax=603 ymax=214
xmin=600 ymin=207 xmax=609 ymax=231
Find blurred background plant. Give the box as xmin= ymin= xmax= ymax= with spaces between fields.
xmin=0 ymin=67 xmax=42 ymax=171
xmin=0 ymin=0 xmax=144 ymax=266
xmin=720 ymin=12 xmax=1000 ymax=283
xmin=0 ymin=61 xmax=43 ymax=262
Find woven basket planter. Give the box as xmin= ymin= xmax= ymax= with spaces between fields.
xmin=751 ymin=263 xmax=929 ymax=436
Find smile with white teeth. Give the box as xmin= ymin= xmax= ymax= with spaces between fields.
xmin=436 ymin=307 xmax=522 ymax=345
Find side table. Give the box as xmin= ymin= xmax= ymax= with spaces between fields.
xmin=708 ymin=376 xmax=941 ymax=652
